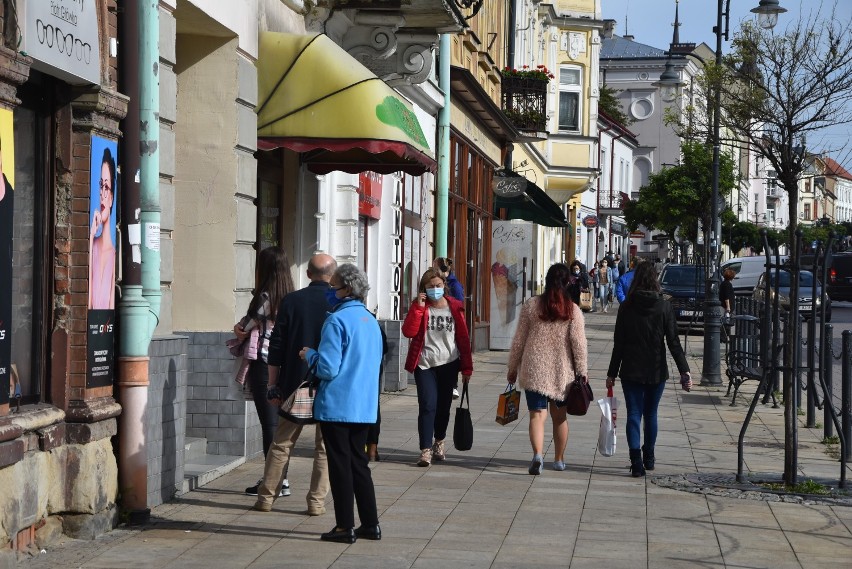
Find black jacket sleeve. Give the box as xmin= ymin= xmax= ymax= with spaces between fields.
xmin=607 ymin=306 xmax=626 ymax=378
xmin=663 ymin=301 xmax=690 ymax=374
xmin=266 ymin=304 xmax=288 ymax=368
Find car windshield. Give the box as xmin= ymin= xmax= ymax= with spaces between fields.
xmin=661 ymin=266 xmax=705 ymax=287
xmin=768 ymin=270 xmax=815 ymax=287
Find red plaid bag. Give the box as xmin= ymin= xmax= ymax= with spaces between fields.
xmin=279 ymin=366 xmax=318 ymax=425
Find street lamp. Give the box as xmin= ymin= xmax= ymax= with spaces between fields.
xmin=651 ymin=1 xmax=784 ymax=385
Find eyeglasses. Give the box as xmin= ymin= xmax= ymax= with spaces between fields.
xmin=99 ymin=179 xmax=111 ymax=192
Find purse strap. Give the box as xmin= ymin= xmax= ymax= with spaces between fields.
xmin=458 ymin=382 xmax=470 ymax=409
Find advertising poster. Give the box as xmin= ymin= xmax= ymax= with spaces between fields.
xmin=489 ymin=221 xmax=534 ymax=350
xmin=0 ymin=108 xmax=13 ymax=405
xmin=87 ymin=136 xmax=117 ymax=388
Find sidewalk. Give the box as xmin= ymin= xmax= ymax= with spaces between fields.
xmin=21 ymin=310 xmax=852 ymax=568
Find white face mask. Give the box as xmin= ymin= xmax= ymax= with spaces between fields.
xmin=573 ymin=269 xmax=580 ymax=275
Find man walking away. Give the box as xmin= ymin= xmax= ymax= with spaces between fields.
xmin=252 ymin=254 xmax=338 ymax=515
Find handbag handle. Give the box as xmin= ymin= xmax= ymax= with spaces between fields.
xmin=504 ymin=383 xmax=515 ymax=393
xmin=458 ymin=382 xmax=470 ymax=409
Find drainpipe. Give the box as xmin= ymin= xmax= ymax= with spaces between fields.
xmin=115 ymin=0 xmax=160 ymax=524
xmin=435 ymin=33 xmax=451 ymax=258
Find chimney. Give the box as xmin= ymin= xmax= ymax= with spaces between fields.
xmin=624 ymin=34 xmax=635 ymax=41
xmin=603 ymin=19 xmax=616 ymax=39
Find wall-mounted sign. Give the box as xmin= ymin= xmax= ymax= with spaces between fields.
xmin=22 ymin=0 xmax=101 ymax=85
xmin=493 ymin=176 xmax=527 ymax=198
xmin=582 ymin=215 xmax=598 ymax=228
xmin=610 ymin=221 xmax=627 ymax=235
xmin=629 ymin=231 xmax=645 ymax=239
xmin=358 ymin=172 xmax=382 ymax=220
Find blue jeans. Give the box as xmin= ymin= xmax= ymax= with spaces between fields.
xmin=414 ymin=359 xmax=460 ymax=450
xmin=620 ymin=379 xmax=667 ymax=451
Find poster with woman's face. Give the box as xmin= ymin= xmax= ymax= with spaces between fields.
xmin=0 ymin=108 xmax=13 ymax=406
xmin=87 ymin=136 xmax=117 ymax=388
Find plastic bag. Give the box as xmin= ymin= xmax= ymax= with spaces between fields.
xmin=597 ymin=387 xmax=618 ymax=457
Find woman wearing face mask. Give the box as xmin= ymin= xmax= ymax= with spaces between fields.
xmin=567 ymin=260 xmax=589 ymax=305
xmin=596 ymin=258 xmax=615 ymax=313
xmin=402 ymin=268 xmax=474 ymax=466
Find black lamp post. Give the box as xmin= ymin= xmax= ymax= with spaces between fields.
xmin=654 ymin=0 xmax=786 ymax=385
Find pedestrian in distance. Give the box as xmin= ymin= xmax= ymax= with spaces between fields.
xmin=366 ymin=320 xmax=388 ymax=462
xmin=402 ymin=267 xmax=473 ymax=467
xmin=720 ymin=268 xmax=735 ymax=318
xmin=433 ymin=257 xmax=465 ymax=399
xmin=507 ymin=263 xmax=588 ymax=474
xmin=605 ymin=262 xmax=692 ymax=477
xmin=299 ymin=264 xmax=384 ymax=544
xmin=234 ymin=247 xmax=294 ymax=487
xmin=251 ymin=253 xmax=337 ymax=514
xmin=615 ymin=256 xmax=645 ymax=304
xmin=596 ymin=258 xmax=616 ymax=313
xmin=615 ymin=253 xmax=626 ymax=279
xmin=567 ymin=259 xmax=589 ymax=306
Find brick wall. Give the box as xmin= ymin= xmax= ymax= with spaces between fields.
xmin=146 ymin=335 xmax=187 ymax=507
xmin=181 ymin=331 xmax=261 ymax=458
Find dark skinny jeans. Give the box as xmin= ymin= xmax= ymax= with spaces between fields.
xmin=414 ymin=359 xmax=460 ymax=450
xmin=620 ymin=379 xmax=666 ymax=451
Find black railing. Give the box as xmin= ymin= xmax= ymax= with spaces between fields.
xmin=501 ymin=76 xmax=547 ymax=132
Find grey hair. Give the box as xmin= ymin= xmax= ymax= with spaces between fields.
xmin=335 ymin=263 xmax=370 ymax=302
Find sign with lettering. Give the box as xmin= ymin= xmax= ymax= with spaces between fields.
xmin=492 ymin=176 xmax=527 ymax=198
xmin=22 ymin=0 xmax=101 ymax=85
xmin=582 ymin=215 xmax=599 ymax=228
xmin=358 ymin=172 xmax=382 ymax=219
xmin=611 ymin=221 xmax=627 ymax=235
xmin=489 ymin=221 xmax=533 ymax=350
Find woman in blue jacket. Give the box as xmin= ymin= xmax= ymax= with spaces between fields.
xmin=300 ymin=264 xmax=383 ymax=544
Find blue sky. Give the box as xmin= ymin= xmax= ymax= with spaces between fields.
xmin=602 ymin=0 xmax=852 ymax=169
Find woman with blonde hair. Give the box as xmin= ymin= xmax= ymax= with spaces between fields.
xmin=402 ymin=268 xmax=473 ymax=466
xmin=508 ymin=263 xmax=588 ymax=474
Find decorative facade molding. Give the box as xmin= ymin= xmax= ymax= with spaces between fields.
xmin=0 ymin=46 xmax=31 ymax=109
xmin=70 ymin=86 xmax=129 ymax=138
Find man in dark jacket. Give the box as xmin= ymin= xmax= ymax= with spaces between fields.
xmin=251 ymin=253 xmax=337 ymax=515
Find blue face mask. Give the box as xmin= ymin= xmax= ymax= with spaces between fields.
xmin=426 ymin=287 xmax=445 ymax=301
xmin=325 ymin=287 xmax=345 ymax=307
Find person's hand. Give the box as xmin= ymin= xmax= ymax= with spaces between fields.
xmin=417 ymin=292 xmax=426 ymax=306
xmin=462 ymin=374 xmax=471 ymax=384
xmin=680 ymin=372 xmax=692 ymax=392
xmin=507 ymin=371 xmax=517 ymax=384
xmin=606 ymin=376 xmax=615 ymax=389
xmin=299 ymin=347 xmax=310 ymax=361
xmin=266 ymin=385 xmax=282 ymax=406
xmin=90 ymin=210 xmax=103 ymax=239
xmin=233 ymin=323 xmax=248 ymax=342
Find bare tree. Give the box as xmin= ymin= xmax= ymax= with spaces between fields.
xmin=719 ymin=3 xmax=852 ymax=485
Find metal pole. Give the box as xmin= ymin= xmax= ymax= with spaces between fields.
xmin=844 ymin=330 xmax=852 ymax=461
xmin=825 ymin=325 xmax=834 ymax=440
xmin=700 ymin=0 xmax=725 ymax=386
xmin=435 ymin=34 xmax=451 ymax=258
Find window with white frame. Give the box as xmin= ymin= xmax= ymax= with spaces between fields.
xmin=558 ymin=66 xmax=582 ymax=132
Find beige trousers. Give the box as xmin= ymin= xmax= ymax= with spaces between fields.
xmin=256 ymin=417 xmax=329 ymax=513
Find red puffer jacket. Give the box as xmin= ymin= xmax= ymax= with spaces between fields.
xmin=402 ymin=297 xmax=474 ymax=375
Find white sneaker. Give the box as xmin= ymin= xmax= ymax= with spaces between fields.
xmin=452 ymin=388 xmax=460 ymax=400
xmin=279 ymin=479 xmax=291 ymax=497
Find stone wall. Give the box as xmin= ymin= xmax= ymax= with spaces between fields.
xmin=146 ymin=335 xmax=188 ymax=507
xmin=379 ymin=320 xmax=411 ymax=392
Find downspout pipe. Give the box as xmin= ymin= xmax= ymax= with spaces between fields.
xmin=436 ymin=33 xmax=451 ymax=257
xmin=116 ymin=0 xmax=160 ymax=524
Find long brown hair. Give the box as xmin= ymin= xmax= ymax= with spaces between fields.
xmin=539 ymin=263 xmax=574 ymax=321
xmin=250 ymin=247 xmax=294 ymax=318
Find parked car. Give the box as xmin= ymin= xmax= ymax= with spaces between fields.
xmin=659 ymin=264 xmax=706 ymax=329
xmin=801 ymin=251 xmax=852 ymax=302
xmin=720 ymin=255 xmax=788 ymax=297
xmin=752 ymin=269 xmax=832 ymax=321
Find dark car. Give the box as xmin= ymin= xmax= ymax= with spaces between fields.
xmin=808 ymin=252 xmax=852 ymax=302
xmin=659 ymin=264 xmax=706 ymax=329
xmin=752 ymin=269 xmax=832 ymax=321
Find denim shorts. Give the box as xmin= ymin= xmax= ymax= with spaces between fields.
xmin=524 ymin=390 xmax=564 ymax=410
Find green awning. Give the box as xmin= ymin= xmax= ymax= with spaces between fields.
xmin=493 ymin=170 xmax=570 ymax=228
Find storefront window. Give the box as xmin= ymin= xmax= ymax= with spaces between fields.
xmin=257 ymin=179 xmax=280 ymax=251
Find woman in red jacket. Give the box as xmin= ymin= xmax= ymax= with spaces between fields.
xmin=402 ymin=268 xmax=474 ymax=466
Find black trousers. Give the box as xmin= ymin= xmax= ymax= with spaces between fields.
xmin=248 ymin=359 xmax=278 ymax=458
xmin=320 ymin=421 xmax=379 ymax=529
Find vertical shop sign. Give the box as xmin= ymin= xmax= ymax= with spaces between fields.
xmin=390 ymin=180 xmax=403 ymax=319
xmin=358 ymin=172 xmax=382 ymax=219
xmin=0 ymin=109 xmax=14 ymax=405
xmin=87 ymin=136 xmax=118 ymax=387
xmin=489 ymin=221 xmax=533 ymax=350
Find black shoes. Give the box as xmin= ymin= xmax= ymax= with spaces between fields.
xmin=355 ymin=524 xmax=382 ymax=541
xmin=642 ymin=445 xmax=655 ymax=471
xmin=629 ymin=449 xmax=646 ymax=478
xmin=321 ymin=527 xmax=356 ymax=544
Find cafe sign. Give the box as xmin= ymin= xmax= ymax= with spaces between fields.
xmin=582 ymin=215 xmax=598 ymax=228
xmin=22 ymin=0 xmax=101 ymax=85
xmin=492 ymin=176 xmax=527 ymax=198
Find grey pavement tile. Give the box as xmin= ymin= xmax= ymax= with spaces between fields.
xmin=568 ymin=556 xmax=649 ymax=569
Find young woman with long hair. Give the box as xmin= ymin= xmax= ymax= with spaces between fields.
xmin=235 ymin=247 xmax=295 ymax=495
xmin=507 ymin=263 xmax=588 ymax=474
xmin=606 ymin=261 xmax=692 ymax=477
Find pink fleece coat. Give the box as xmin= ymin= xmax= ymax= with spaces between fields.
xmin=507 ymin=296 xmax=588 ymax=401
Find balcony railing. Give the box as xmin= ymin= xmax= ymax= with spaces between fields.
xmin=501 ymin=76 xmax=548 ymax=132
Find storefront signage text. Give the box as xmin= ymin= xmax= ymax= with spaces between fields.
xmin=23 ymin=0 xmax=101 ymax=85
xmin=582 ymin=215 xmax=598 ymax=228
xmin=358 ymin=172 xmax=382 ymax=220
xmin=492 ymin=176 xmax=527 ymax=198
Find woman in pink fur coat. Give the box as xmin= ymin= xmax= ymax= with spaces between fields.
xmin=507 ymin=263 xmax=588 ymax=475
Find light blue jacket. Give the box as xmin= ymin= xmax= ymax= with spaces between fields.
xmin=306 ymin=299 xmax=382 ymax=423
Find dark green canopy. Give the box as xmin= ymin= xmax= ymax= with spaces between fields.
xmin=493 ymin=170 xmax=570 ymax=228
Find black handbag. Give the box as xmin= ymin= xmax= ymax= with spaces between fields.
xmin=453 ymin=383 xmax=473 ymax=451
xmin=564 ymin=376 xmax=594 ymax=416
